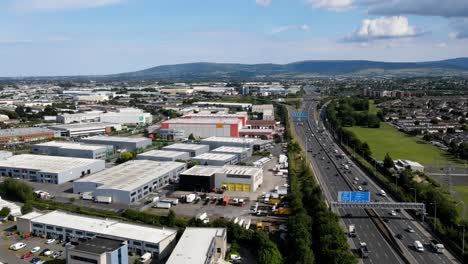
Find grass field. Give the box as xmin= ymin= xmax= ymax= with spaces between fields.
xmin=368 ymin=100 xmax=378 ymax=115
xmin=453 ymin=186 xmax=468 ymax=220
xmin=345 ymin=123 xmax=459 ymax=165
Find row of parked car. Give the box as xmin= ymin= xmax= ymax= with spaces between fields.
xmin=10 ymin=239 xmax=63 ymax=262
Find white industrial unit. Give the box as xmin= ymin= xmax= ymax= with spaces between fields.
xmin=137 ymin=150 xmax=191 ymax=161
xmin=192 ymin=153 xmax=238 ymax=166
xmin=32 ymin=141 xmax=113 ymax=160
xmin=17 ymin=211 xmax=177 ymax=260
xmin=0 ymin=154 xmax=105 ymax=184
xmin=161 ymin=118 xmax=242 ymax=138
xmin=215 ymin=165 xmax=263 ymax=192
xmin=73 ymin=160 xmax=186 ymax=204
xmin=163 ymin=143 xmax=210 ymax=157
xmin=200 ymin=136 xmax=262 ymax=152
xmin=166 ymin=228 xmax=227 ymax=264
xmin=57 ymin=108 xmax=152 ymax=125
xmin=49 ymin=122 xmax=121 ymax=137
xmin=81 ymin=136 xmax=152 ymax=151
xmin=210 ymin=146 xmax=250 ymax=163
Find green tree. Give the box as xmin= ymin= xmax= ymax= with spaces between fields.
xmin=0 ymin=207 xmax=11 ymax=218
xmin=0 ymin=178 xmax=35 ymax=202
xmin=383 ymin=153 xmax=395 ymax=169
xmin=21 ymin=203 xmax=33 ymax=215
xmin=116 ymin=152 xmax=134 ymax=164
xmin=254 ymin=231 xmax=283 ymax=264
xmin=166 ymin=210 xmax=176 ymax=227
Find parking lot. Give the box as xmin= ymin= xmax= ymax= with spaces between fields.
xmin=0 ymin=224 xmax=65 ymax=264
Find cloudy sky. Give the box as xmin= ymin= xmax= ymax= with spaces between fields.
xmin=1 ymin=0 xmax=468 ymax=76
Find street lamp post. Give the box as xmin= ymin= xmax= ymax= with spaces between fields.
xmin=456 ymin=201 xmax=466 ymax=256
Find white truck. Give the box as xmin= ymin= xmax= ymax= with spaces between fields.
xmin=185 ymin=194 xmax=196 ymax=203
xmin=161 ymin=198 xmax=179 ymax=205
xmin=140 ymin=252 xmax=152 ymax=263
xmin=348 ymin=224 xmax=356 ymax=237
xmin=95 ymin=196 xmax=112 ymax=204
xmin=81 ymin=192 xmax=94 ymax=200
xmin=430 ymin=240 xmax=445 ymax=254
xmin=154 ymin=202 xmax=172 ymax=209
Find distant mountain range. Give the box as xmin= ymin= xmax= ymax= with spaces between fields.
xmin=3 ymin=58 xmax=468 ymax=80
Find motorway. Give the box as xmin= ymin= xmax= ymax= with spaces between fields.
xmin=291 ymin=91 xmax=459 ymax=264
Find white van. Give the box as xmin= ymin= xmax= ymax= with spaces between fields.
xmin=414 ymin=240 xmax=424 ymax=252
xmin=140 ymin=252 xmax=152 ymax=263
xmin=10 ymin=242 xmax=26 ymax=250
xmin=379 ymin=190 xmax=386 ymax=197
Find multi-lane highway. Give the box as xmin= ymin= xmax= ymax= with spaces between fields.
xmin=291 ymin=90 xmax=459 ymax=264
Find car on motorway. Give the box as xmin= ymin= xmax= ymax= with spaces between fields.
xmin=396 ymin=234 xmax=404 ymax=240
xmin=357 ymin=186 xmax=363 ymax=191
xmin=354 ymin=177 xmax=359 ymax=181
xmin=407 ymin=226 xmax=415 ymax=233
xmin=321 ymin=157 xmax=325 ymax=160
xmin=362 ymin=181 xmax=368 ymax=185
xmin=414 ymin=240 xmax=425 ymax=252
xmin=379 ymin=189 xmax=387 ymax=196
xmin=45 ymin=238 xmax=55 ymax=244
xmin=389 ymin=210 xmax=397 ymax=216
xmin=353 ymin=181 xmax=357 ymax=185
xmin=30 ymin=246 xmax=41 ymax=253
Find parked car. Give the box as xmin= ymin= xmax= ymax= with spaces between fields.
xmin=41 ymin=249 xmax=53 ymax=256
xmin=21 ymin=253 xmax=33 ymax=259
xmin=52 ymin=251 xmax=62 ymax=259
xmin=30 ymin=258 xmax=41 ymax=264
xmin=45 ymin=238 xmax=55 ymax=244
xmin=10 ymin=242 xmax=26 ymax=250
xmin=30 ymin=246 xmax=41 ymax=253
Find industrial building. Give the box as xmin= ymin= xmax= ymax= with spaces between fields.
xmin=137 ymin=150 xmax=190 ymax=162
xmin=239 ymin=128 xmax=274 ymax=139
xmin=251 ymin=104 xmax=275 ymax=121
xmin=32 ymin=141 xmax=113 ymax=160
xmin=0 ymin=154 xmax=105 ymax=184
xmin=179 ymin=165 xmax=263 ymax=192
xmin=200 ymin=136 xmax=269 ymax=151
xmin=394 ymin=159 xmax=425 ymax=172
xmin=166 ymin=228 xmax=227 ymax=264
xmin=49 ymin=122 xmax=121 ymax=137
xmin=17 ymin=210 xmax=178 ymax=259
xmin=0 ymin=127 xmax=55 ymax=143
xmin=73 ymin=160 xmax=186 ymax=204
xmin=192 ymin=153 xmax=238 ymax=166
xmin=182 ymin=112 xmax=248 ymax=126
xmin=210 ymin=146 xmax=250 ymax=162
xmin=163 ymin=143 xmax=209 ymax=157
xmin=81 ymin=136 xmax=152 ymax=151
xmin=66 ymin=236 xmax=128 ymax=264
xmin=161 ymin=118 xmax=242 ymax=138
xmin=192 ymin=101 xmax=252 ymax=110
xmin=57 ymin=108 xmax=152 ymax=125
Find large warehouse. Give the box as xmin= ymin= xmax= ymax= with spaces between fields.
xmin=17 ymin=210 xmax=178 ymax=260
xmin=210 ymin=146 xmax=250 ymax=163
xmin=32 ymin=141 xmax=113 ymax=160
xmin=48 ymin=122 xmax=121 ymax=138
xmin=182 ymin=112 xmax=248 ymax=126
xmin=166 ymin=228 xmax=227 ymax=264
xmin=161 ymin=118 xmax=242 ymax=138
xmin=192 ymin=153 xmax=238 ymax=166
xmin=0 ymin=127 xmax=55 ymax=143
xmin=137 ymin=150 xmax=190 ymax=162
xmin=73 ymin=160 xmax=186 ymax=204
xmin=200 ymin=136 xmax=268 ymax=152
xmin=81 ymin=136 xmax=152 ymax=151
xmin=179 ymin=165 xmax=263 ymax=192
xmin=162 ymin=143 xmax=209 ymax=157
xmin=0 ymin=154 xmax=105 ymax=184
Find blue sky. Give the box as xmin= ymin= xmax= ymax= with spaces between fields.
xmin=1 ymin=0 xmax=468 ymax=76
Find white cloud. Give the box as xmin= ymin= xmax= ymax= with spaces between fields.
xmin=365 ymin=0 xmax=468 ymax=18
xmin=305 ymin=0 xmax=353 ymax=11
xmin=435 ymin=42 xmax=447 ymax=48
xmin=343 ymin=16 xmax=422 ymax=42
xmin=450 ymin=18 xmax=468 ymax=39
xmin=255 ymin=0 xmax=272 ymax=7
xmin=271 ymin=24 xmax=312 ymax=34
xmin=13 ymin=0 xmax=123 ymax=12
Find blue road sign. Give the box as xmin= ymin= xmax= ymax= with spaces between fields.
xmin=338 ymin=191 xmax=371 ymax=203
xmin=293 ymin=112 xmax=307 ymax=118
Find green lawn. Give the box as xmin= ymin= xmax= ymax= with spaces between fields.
xmin=345 ymin=123 xmax=458 ymax=166
xmin=368 ymin=100 xmax=378 ymax=115
xmin=453 ymin=186 xmax=468 ymax=220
